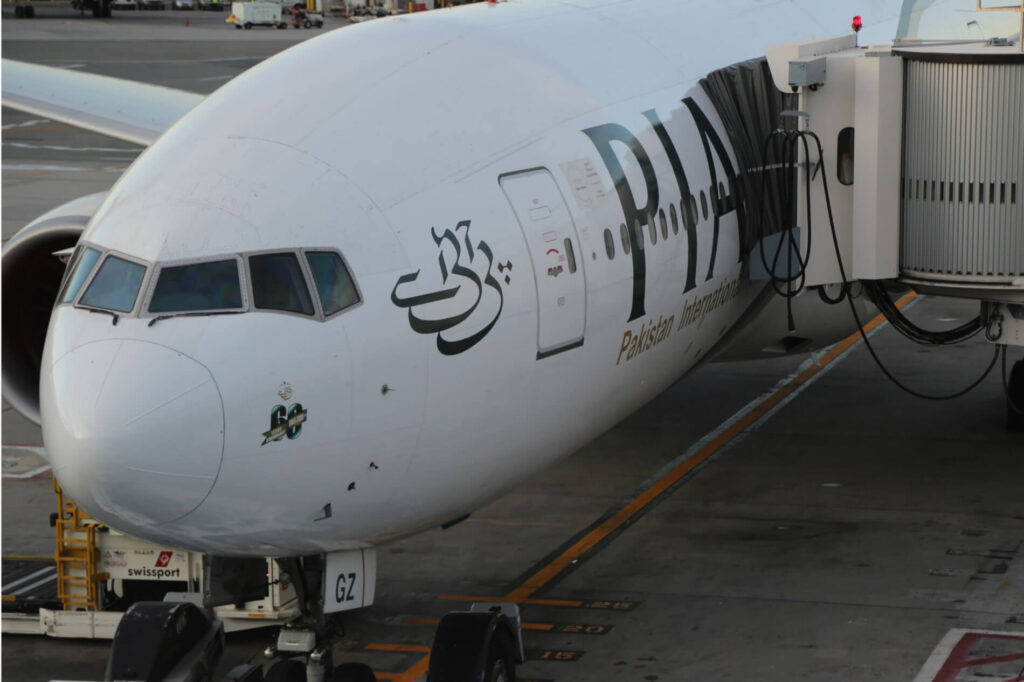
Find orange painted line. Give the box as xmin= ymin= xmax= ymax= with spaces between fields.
xmin=394 ymin=654 xmax=430 ymax=682
xmin=438 ymin=594 xmax=584 ymax=607
xmin=2 ymin=595 xmax=16 ymax=602
xmin=503 ymin=292 xmax=916 ymax=603
xmin=373 ymin=674 xmax=401 ymax=681
xmin=400 ymin=616 xmax=553 ymax=631
xmin=366 ymin=643 xmax=431 ymax=654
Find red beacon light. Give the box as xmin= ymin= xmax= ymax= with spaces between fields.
xmin=852 ymin=15 xmax=863 ymax=32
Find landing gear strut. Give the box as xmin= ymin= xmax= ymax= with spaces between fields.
xmin=256 ymin=553 xmax=378 ymax=682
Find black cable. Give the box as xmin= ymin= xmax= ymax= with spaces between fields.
xmin=818 ymin=282 xmax=849 ymax=305
xmin=801 ymin=129 xmax=1000 ymax=401
xmin=862 ymin=280 xmax=982 ymax=345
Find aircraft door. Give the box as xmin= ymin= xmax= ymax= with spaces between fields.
xmin=500 ymin=168 xmax=586 ymax=358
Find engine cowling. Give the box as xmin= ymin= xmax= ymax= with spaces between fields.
xmin=2 ymin=193 xmax=107 ymax=425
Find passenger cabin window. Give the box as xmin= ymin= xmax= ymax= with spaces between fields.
xmin=59 ymin=246 xmax=102 ymax=304
xmin=837 ymin=127 xmax=855 ymax=185
xmin=79 ymin=255 xmax=147 ymax=313
xmin=305 ymin=251 xmax=359 ymax=316
xmin=249 ymin=252 xmax=314 ymax=316
xmin=150 ymin=259 xmax=243 ymax=313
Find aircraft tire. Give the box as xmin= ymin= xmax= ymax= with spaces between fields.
xmin=427 ymin=612 xmax=517 ymax=682
xmin=483 ymin=629 xmax=517 ymax=682
xmin=303 ymin=18 xmax=310 ymax=27
xmin=265 ymin=659 xmax=306 ymax=682
xmin=1007 ymin=358 xmax=1024 ymax=431
xmin=332 ymin=661 xmax=377 ymax=682
xmin=243 ymin=20 xmax=251 ymax=27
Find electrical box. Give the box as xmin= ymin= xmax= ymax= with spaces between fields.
xmin=788 ymin=56 xmax=826 ymax=88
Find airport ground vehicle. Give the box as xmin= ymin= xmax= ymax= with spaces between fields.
xmin=290 ymin=7 xmax=323 ymax=27
xmin=230 ymin=1 xmax=286 ymax=28
xmin=1 ymin=480 xmax=300 ymax=640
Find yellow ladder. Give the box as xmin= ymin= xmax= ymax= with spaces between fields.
xmin=53 ymin=478 xmax=107 ymax=611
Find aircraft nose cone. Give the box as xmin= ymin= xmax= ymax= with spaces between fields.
xmin=42 ymin=340 xmax=224 ymax=526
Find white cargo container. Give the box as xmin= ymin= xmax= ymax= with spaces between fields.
xmin=230 ymin=1 xmax=285 ymax=28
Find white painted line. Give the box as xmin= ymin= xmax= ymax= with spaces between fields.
xmin=2 ymin=445 xmax=51 ymax=479
xmin=2 ymin=566 xmax=55 ymax=593
xmin=1 ymin=119 xmax=53 ymax=130
xmin=914 ymin=628 xmax=1024 ymax=682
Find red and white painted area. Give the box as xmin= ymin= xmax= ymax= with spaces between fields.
xmin=915 ymin=629 xmax=1024 ymax=682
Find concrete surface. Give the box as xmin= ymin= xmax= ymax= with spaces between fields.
xmin=2 ymin=11 xmax=1022 ymax=682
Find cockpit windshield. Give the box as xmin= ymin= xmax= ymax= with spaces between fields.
xmin=149 ymin=259 xmax=243 ymax=313
xmin=78 ymin=255 xmax=147 ymax=313
xmin=249 ymin=252 xmax=314 ymax=316
xmin=61 ymin=244 xmax=358 ymax=322
xmin=305 ymin=251 xmax=360 ymax=316
xmin=59 ymin=246 xmax=102 ymax=304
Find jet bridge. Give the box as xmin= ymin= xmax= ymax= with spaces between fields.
xmin=753 ymin=30 xmax=1024 ymax=345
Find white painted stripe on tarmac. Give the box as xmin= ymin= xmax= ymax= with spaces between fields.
xmin=2 ymin=566 xmax=55 ymax=592
xmin=2 ymin=445 xmax=51 ymax=479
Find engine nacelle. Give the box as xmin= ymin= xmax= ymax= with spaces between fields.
xmin=2 ymin=193 xmax=106 ymax=425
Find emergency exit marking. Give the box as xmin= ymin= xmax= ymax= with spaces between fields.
xmin=529 ymin=649 xmax=584 ymax=662
xmin=581 ymin=599 xmax=638 ymax=611
xmin=555 ymin=623 xmax=613 ymax=635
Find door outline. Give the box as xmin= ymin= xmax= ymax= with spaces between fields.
xmin=499 ymin=167 xmax=587 ymax=359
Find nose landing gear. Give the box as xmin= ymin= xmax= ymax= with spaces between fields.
xmin=104 ymin=550 xmax=523 ymax=682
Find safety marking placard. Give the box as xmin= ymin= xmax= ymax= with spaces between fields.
xmin=528 ymin=649 xmax=585 ymax=662
xmin=913 ymin=629 xmax=1024 ymax=682
xmin=581 ymin=599 xmax=638 ymax=611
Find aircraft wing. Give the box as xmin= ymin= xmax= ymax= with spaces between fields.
xmin=1 ymin=59 xmax=204 ymax=147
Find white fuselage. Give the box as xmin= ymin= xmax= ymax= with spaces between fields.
xmin=37 ymin=0 xmax=1002 ymax=555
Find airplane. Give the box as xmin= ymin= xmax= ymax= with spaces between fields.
xmin=2 ymin=1 xmax=1022 ymax=680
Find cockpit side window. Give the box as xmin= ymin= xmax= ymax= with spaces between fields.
xmin=249 ymin=252 xmax=314 ymax=316
xmin=305 ymin=251 xmax=360 ymax=317
xmin=59 ymin=246 xmax=102 ymax=304
xmin=149 ymin=259 xmax=243 ymax=314
xmin=79 ymin=255 xmax=147 ymax=313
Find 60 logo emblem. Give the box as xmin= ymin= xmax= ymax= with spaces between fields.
xmin=261 ymin=403 xmax=308 ymax=445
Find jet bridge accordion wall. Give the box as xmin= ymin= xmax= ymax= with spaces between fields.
xmin=899 ymin=51 xmax=1024 ymax=283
